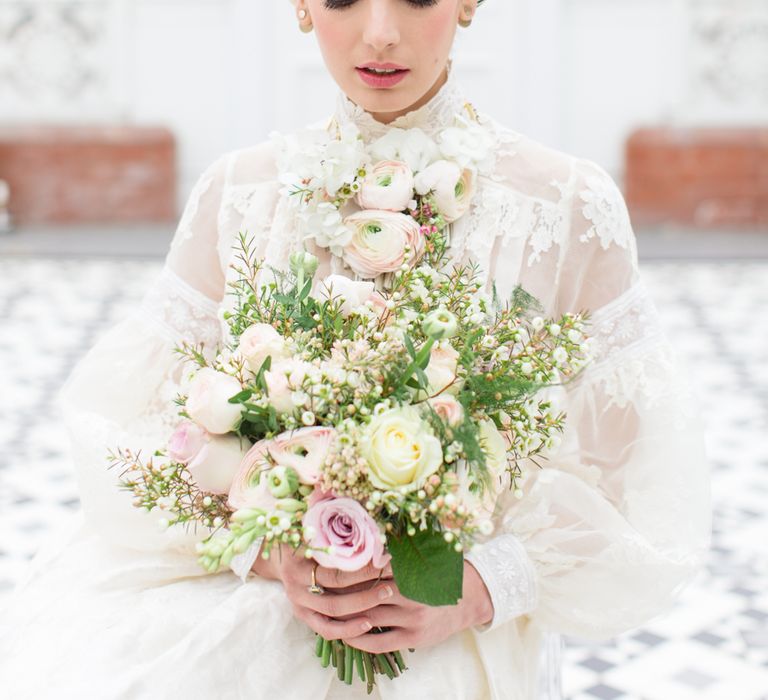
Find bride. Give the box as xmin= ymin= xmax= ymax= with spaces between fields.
xmin=0 ymin=1 xmax=712 ymax=698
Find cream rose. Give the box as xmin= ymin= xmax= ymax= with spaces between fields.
xmin=186 ymin=368 xmax=244 ymax=435
xmin=342 ymin=210 xmax=425 ymax=278
xmin=188 ymin=434 xmax=250 ymax=494
xmin=361 ymin=406 xmax=443 ymax=492
xmin=413 ymin=160 xmax=476 ymax=223
xmin=357 ymin=160 xmax=415 ymax=212
xmin=314 ymin=274 xmax=376 ymax=317
xmin=237 ymin=323 xmax=290 ymax=374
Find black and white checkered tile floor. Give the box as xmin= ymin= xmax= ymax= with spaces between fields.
xmin=1 ymin=257 xmax=767 ymax=700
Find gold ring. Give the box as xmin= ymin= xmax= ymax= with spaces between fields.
xmin=308 ymin=561 xmax=325 ymax=595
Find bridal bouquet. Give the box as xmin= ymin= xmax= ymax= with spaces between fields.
xmin=109 ymin=111 xmax=593 ymax=693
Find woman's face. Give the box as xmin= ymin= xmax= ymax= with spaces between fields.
xmin=302 ymin=0 xmax=475 ymax=123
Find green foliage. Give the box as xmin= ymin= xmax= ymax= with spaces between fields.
xmin=387 ymin=527 xmax=464 ymax=606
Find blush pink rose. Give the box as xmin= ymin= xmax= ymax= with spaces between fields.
xmin=187 ymin=434 xmax=250 ymax=495
xmin=427 ymin=395 xmax=464 ymax=427
xmin=168 ymin=421 xmax=208 ymax=463
xmin=304 ymin=497 xmax=391 ymax=572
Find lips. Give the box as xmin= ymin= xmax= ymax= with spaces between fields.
xmin=356 ymin=63 xmax=410 ymax=88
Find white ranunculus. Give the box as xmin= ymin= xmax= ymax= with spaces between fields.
xmin=369 ymin=127 xmax=441 ymax=174
xmin=361 ymin=406 xmax=443 ymax=492
xmin=237 ymin=323 xmax=290 ymax=374
xmin=438 ymin=117 xmax=496 ymax=171
xmin=188 ymin=434 xmax=249 ymax=494
xmin=186 ymin=368 xmax=244 ymax=435
xmin=414 ymin=160 xmax=476 ymax=223
xmin=315 ymin=274 xmax=375 ymax=317
xmin=357 ymin=160 xmax=415 ymax=212
xmin=298 ymin=201 xmax=353 ymax=255
xmin=342 ymin=210 xmax=424 ymax=278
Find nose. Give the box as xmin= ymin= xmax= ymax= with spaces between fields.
xmin=362 ymin=0 xmax=400 ymax=52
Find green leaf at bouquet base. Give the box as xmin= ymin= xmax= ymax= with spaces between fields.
xmin=387 ymin=528 xmax=463 ymax=606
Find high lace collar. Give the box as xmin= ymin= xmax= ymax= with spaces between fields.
xmin=331 ymin=60 xmax=472 ymax=141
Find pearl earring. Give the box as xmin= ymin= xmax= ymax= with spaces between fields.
xmin=459 ymin=4 xmax=474 ymax=28
xmin=298 ymin=9 xmax=307 ymax=19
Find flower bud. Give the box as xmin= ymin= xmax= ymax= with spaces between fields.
xmin=266 ymin=466 xmax=300 ymax=498
xmin=422 ymin=307 xmax=458 ymax=340
xmin=289 ymin=250 xmax=319 ymax=278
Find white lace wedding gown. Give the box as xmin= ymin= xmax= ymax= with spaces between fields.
xmin=0 ymin=66 xmax=712 ymax=700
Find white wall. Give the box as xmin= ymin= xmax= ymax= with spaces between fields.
xmin=1 ymin=0 xmax=765 ymax=208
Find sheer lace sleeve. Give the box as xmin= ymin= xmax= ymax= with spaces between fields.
xmin=56 ymin=154 xmax=233 ymax=555
xmin=467 ymin=158 xmax=712 ymax=637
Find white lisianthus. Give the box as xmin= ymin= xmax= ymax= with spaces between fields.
xmin=186 ymin=368 xmax=244 ymax=435
xmin=413 ymin=160 xmax=476 ymax=223
xmin=361 ymin=406 xmax=443 ymax=492
xmin=187 ymin=434 xmax=250 ymax=494
xmin=357 ymin=160 xmax=415 ymax=212
xmin=314 ymin=274 xmax=375 ymax=317
xmin=342 ymin=210 xmax=425 ymax=278
xmin=369 ymin=127 xmax=441 ymax=174
xmin=237 ymin=323 xmax=290 ymax=374
xmin=438 ymin=116 xmax=496 ymax=171
xmin=298 ymin=202 xmax=353 ymax=255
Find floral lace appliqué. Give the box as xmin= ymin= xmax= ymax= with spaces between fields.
xmin=577 ymin=282 xmax=694 ymax=418
xmin=465 ymin=533 xmax=538 ymax=631
xmin=139 ymin=266 xmax=222 ymax=354
xmin=579 ymin=173 xmax=631 ymax=251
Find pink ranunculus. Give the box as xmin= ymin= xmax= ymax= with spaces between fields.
xmin=228 ymin=427 xmax=336 ymax=510
xmin=357 ymin=160 xmax=415 ymax=212
xmin=304 ymin=497 xmax=391 ymax=572
xmin=342 ymin=210 xmax=425 ymax=279
xmin=168 ymin=421 xmax=208 ymax=463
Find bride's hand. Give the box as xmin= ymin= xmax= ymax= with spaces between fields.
xmin=339 ymin=561 xmax=494 ymax=654
xmin=251 ymin=542 xmax=395 ymax=641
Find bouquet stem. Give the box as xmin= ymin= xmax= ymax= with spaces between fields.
xmin=314 ymin=633 xmax=408 ymax=694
